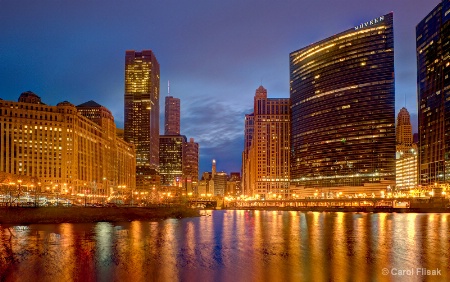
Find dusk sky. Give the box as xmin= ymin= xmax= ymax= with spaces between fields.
xmin=0 ymin=0 xmax=441 ymax=175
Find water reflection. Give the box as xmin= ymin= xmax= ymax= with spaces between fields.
xmin=1 ymin=211 xmax=450 ymax=281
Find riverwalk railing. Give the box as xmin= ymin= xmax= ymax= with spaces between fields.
xmin=226 ymin=197 xmax=450 ymax=210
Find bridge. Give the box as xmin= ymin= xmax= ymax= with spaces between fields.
xmin=225 ymin=197 xmax=449 ymax=210
xmin=187 ymin=200 xmax=217 ymax=209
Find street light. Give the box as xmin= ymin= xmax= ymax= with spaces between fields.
xmin=17 ymin=180 xmax=22 ymax=207
xmin=36 ymin=182 xmax=41 ymax=207
xmin=9 ymin=182 xmax=15 ymax=207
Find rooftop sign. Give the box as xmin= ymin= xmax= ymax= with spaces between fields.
xmin=354 ymin=16 xmax=384 ymax=30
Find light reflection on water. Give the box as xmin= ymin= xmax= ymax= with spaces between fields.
xmin=1 ymin=211 xmax=449 ymax=281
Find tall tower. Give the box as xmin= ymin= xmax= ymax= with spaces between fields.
xmin=165 ymin=95 xmax=181 ymax=135
xmin=212 ymin=159 xmax=217 ymax=177
xmin=395 ymin=107 xmax=417 ymax=190
xmin=242 ymin=86 xmax=290 ymax=199
xmin=290 ymin=13 xmax=395 ymax=195
xmin=416 ymin=0 xmax=450 ymax=186
xmin=124 ymin=50 xmax=160 ymax=190
xmin=184 ymin=138 xmax=199 ymax=194
xmin=396 ymin=107 xmax=413 ymax=148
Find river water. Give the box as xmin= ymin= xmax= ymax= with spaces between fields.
xmin=0 ymin=210 xmax=449 ymax=281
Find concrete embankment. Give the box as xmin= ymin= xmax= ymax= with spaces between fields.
xmin=227 ymin=206 xmax=450 ymax=213
xmin=0 ymin=206 xmax=200 ymax=224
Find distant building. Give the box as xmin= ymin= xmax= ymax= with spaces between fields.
xmin=242 ymin=86 xmax=290 ymax=199
xmin=184 ymin=138 xmax=199 ymax=195
xmin=242 ymin=114 xmax=254 ymax=196
xmin=198 ymin=172 xmax=213 ymax=196
xmin=124 ymin=50 xmax=160 ymax=190
xmin=395 ymin=108 xmax=417 ymax=190
xmin=0 ymin=92 xmax=136 ymax=195
xmin=159 ymin=135 xmax=186 ymax=195
xmin=164 ymin=96 xmax=180 ymax=135
xmin=227 ymin=172 xmax=241 ymax=196
xmin=214 ymin=172 xmax=227 ymax=196
xmin=416 ymin=0 xmax=450 ymax=186
xmin=290 ymin=13 xmax=395 ymax=196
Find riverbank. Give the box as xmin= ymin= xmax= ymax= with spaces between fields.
xmin=0 ymin=206 xmax=200 ymax=224
xmin=226 ymin=206 xmax=450 ymax=213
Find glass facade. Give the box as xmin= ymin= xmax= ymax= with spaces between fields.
xmin=124 ymin=50 xmax=160 ymax=190
xmin=416 ymin=0 xmax=450 ymax=186
xmin=290 ymin=13 xmax=395 ymax=189
xmin=159 ymin=135 xmax=186 ymax=188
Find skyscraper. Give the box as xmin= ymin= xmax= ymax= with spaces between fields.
xmin=290 ymin=13 xmax=395 ymax=195
xmin=395 ymin=107 xmax=417 ymax=190
xmin=159 ymin=135 xmax=186 ymax=194
xmin=242 ymin=86 xmax=290 ymax=199
xmin=124 ymin=50 xmax=160 ymax=190
xmin=396 ymin=107 xmax=413 ymax=149
xmin=184 ymin=138 xmax=199 ymax=194
xmin=416 ymin=0 xmax=450 ymax=186
xmin=165 ymin=96 xmax=180 ymax=135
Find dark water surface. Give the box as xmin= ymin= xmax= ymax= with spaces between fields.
xmin=1 ymin=210 xmax=449 ymax=281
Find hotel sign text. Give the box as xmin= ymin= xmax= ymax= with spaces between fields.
xmin=354 ymin=16 xmax=384 ymax=30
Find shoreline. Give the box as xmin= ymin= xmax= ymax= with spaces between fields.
xmin=225 ymin=207 xmax=450 ymax=213
xmin=1 ymin=205 xmax=449 ymax=225
xmin=0 ymin=206 xmax=200 ymax=225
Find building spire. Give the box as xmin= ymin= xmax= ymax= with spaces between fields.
xmin=167 ymin=80 xmax=170 ymax=97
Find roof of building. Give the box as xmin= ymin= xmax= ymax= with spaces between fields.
xmin=77 ymin=100 xmax=103 ymax=108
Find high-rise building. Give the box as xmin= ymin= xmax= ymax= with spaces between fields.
xmin=212 ymin=159 xmax=217 ymax=177
xmin=184 ymin=138 xmax=199 ymax=195
xmin=227 ymin=172 xmax=241 ymax=196
xmin=416 ymin=0 xmax=450 ymax=186
xmin=0 ymin=92 xmax=136 ymax=196
xmin=164 ymin=96 xmax=180 ymax=135
xmin=395 ymin=108 xmax=418 ymax=190
xmin=242 ymin=113 xmax=254 ymax=196
xmin=159 ymin=135 xmax=186 ymax=195
xmin=214 ymin=172 xmax=227 ymax=196
xmin=290 ymin=13 xmax=395 ymax=196
xmin=124 ymin=50 xmax=160 ymax=190
xmin=396 ymin=107 xmax=413 ymax=148
xmin=242 ymin=86 xmax=290 ymax=199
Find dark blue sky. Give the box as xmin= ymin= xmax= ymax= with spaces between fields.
xmin=0 ymin=0 xmax=441 ymax=175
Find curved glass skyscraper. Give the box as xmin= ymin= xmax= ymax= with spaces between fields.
xmin=416 ymin=0 xmax=450 ymax=186
xmin=290 ymin=13 xmax=395 ymax=191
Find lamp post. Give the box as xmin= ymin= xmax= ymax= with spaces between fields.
xmin=9 ymin=182 xmax=15 ymax=207
xmin=54 ymin=184 xmax=59 ymax=206
xmin=36 ymin=182 xmax=41 ymax=207
xmin=17 ymin=180 xmax=22 ymax=207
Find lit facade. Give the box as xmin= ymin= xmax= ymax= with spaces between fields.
xmin=243 ymin=86 xmax=290 ymax=199
xmin=396 ymin=145 xmax=418 ymax=190
xmin=214 ymin=172 xmax=227 ymax=196
xmin=416 ymin=0 xmax=450 ymax=186
xmin=164 ymin=96 xmax=180 ymax=135
xmin=0 ymin=92 xmax=136 ymax=195
xmin=290 ymin=13 xmax=395 ymax=194
xmin=242 ymin=113 xmax=254 ymax=196
xmin=395 ymin=107 xmax=417 ymax=190
xmin=227 ymin=172 xmax=241 ymax=196
xmin=184 ymin=138 xmax=199 ymax=194
xmin=124 ymin=50 xmax=160 ymax=190
xmin=159 ymin=135 xmax=186 ymax=195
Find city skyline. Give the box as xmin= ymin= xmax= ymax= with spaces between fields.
xmin=0 ymin=0 xmax=442 ymax=174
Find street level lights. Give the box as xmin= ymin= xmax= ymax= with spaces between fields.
xmin=17 ymin=180 xmax=22 ymax=207
xmin=36 ymin=182 xmax=41 ymax=207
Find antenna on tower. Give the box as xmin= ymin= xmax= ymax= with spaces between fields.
xmin=167 ymin=80 xmax=170 ymax=96
xmin=404 ymin=92 xmax=406 ymax=108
